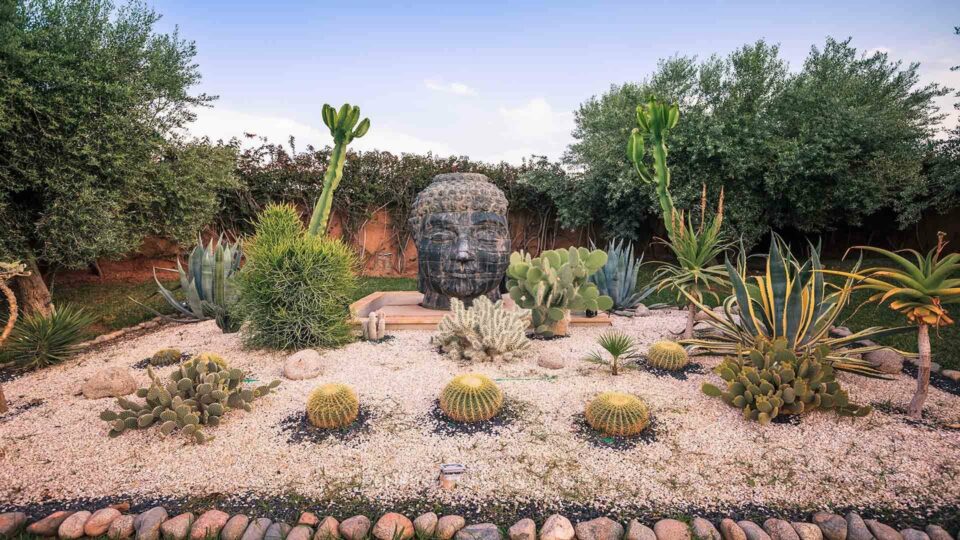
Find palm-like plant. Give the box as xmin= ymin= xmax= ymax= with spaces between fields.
xmin=841 ymin=232 xmax=960 ymax=417
xmin=585 ymin=330 xmax=638 ymax=375
xmin=4 ymin=304 xmax=95 ymax=371
xmin=682 ymin=234 xmax=911 ymax=377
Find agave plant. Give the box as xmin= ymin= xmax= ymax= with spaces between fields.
xmin=840 ymin=232 xmax=960 ymax=417
xmin=589 ymin=238 xmax=657 ymax=313
xmin=151 ymin=234 xmax=242 ymax=333
xmin=4 ymin=304 xmax=95 ymax=371
xmin=584 ymin=330 xmax=638 ymax=375
xmin=682 ymin=234 xmax=910 ymax=376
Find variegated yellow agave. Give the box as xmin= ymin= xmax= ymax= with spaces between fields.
xmin=681 ymin=234 xmax=911 ymax=377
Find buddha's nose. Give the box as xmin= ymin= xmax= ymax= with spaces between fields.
xmin=455 ymin=238 xmax=474 ymax=263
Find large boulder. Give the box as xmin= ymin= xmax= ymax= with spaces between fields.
xmin=82 ymin=367 xmax=137 ymax=399
xmin=283 ymin=350 xmax=323 ymax=380
xmin=863 ymin=349 xmax=904 ymax=374
xmin=372 ymin=513 xmax=414 ymax=540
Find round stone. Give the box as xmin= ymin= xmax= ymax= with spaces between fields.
xmin=283 ymin=349 xmax=323 ymax=380
xmin=82 ymin=367 xmax=138 ymax=399
xmin=372 ymin=513 xmax=414 ymax=540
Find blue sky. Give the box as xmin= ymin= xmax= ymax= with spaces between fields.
xmin=154 ymin=0 xmax=960 ymax=163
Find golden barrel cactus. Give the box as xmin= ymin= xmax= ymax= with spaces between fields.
xmin=194 ymin=352 xmax=229 ymax=370
xmin=306 ymin=383 xmax=359 ymax=429
xmin=439 ymin=373 xmax=504 ymax=423
xmin=646 ymin=341 xmax=688 ymax=370
xmin=585 ymin=391 xmax=651 ymax=437
xmin=149 ymin=348 xmax=183 ymax=366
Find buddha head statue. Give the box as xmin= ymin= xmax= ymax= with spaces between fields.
xmin=409 ymin=172 xmax=511 ymax=310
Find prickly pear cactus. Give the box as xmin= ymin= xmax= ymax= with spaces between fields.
xmin=433 ymin=297 xmax=530 ymax=362
xmin=306 ymin=383 xmax=359 ymax=429
xmin=100 ymin=356 xmax=280 ymax=443
xmin=439 ymin=373 xmax=504 ymax=423
xmin=505 ymin=247 xmax=614 ymax=337
xmin=702 ymin=338 xmax=871 ymax=425
xmin=149 ymin=348 xmax=184 ymax=367
xmin=646 ymin=341 xmax=689 ymax=370
xmin=585 ymin=391 xmax=650 ymax=437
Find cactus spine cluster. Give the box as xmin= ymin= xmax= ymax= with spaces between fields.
xmin=149 ymin=348 xmax=183 ymax=367
xmin=506 ymin=247 xmax=614 ymax=337
xmin=434 ymin=297 xmax=530 ymax=362
xmin=439 ymin=373 xmax=504 ymax=423
xmin=306 ymin=383 xmax=359 ymax=429
xmin=585 ymin=392 xmax=651 ymax=437
xmin=194 ymin=352 xmax=229 ymax=370
xmin=702 ymin=338 xmax=871 ymax=424
xmin=361 ymin=310 xmax=387 ymax=342
xmin=100 ymin=356 xmax=280 ymax=443
xmin=307 ymin=103 xmax=371 ymax=236
xmin=646 ymin=341 xmax=689 ymax=370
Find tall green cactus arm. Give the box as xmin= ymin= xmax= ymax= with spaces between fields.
xmin=307 ymin=103 xmax=371 ymax=236
xmin=627 ymin=99 xmax=679 ymax=233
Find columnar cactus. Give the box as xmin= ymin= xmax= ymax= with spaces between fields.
xmin=646 ymin=341 xmax=689 ymax=370
xmin=506 ymin=247 xmax=614 ymax=337
xmin=149 ymin=348 xmax=183 ymax=367
xmin=306 ymin=383 xmax=359 ymax=429
xmin=361 ymin=311 xmax=387 ymax=342
xmin=585 ymin=392 xmax=651 ymax=437
xmin=439 ymin=373 xmax=504 ymax=423
xmin=434 ymin=297 xmax=530 ymax=362
xmin=702 ymin=338 xmax=871 ymax=424
xmin=100 ymin=357 xmax=279 ymax=443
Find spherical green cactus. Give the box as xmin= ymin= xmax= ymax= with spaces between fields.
xmin=439 ymin=373 xmax=503 ymax=423
xmin=149 ymin=348 xmax=183 ymax=366
xmin=306 ymin=383 xmax=359 ymax=429
xmin=585 ymin=391 xmax=651 ymax=437
xmin=647 ymin=341 xmax=689 ymax=370
xmin=194 ymin=352 xmax=229 ymax=370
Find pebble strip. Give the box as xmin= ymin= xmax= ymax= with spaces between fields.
xmin=0 ymin=508 xmax=956 ymax=540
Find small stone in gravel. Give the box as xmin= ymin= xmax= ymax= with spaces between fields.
xmin=373 ymin=513 xmax=414 ymax=540
xmin=161 ymin=513 xmax=195 ymax=540
xmin=437 ymin=516 xmax=466 ymax=540
xmin=576 ymin=517 xmax=624 ymax=540
xmin=542 ymin=515 xmax=575 ymax=540
xmin=86 ymin=508 xmax=123 ymax=537
xmin=455 ymin=524 xmax=501 ymax=540
xmin=222 ymin=515 xmax=251 ymax=540
xmin=863 ymin=349 xmax=904 ymax=374
xmin=900 ymin=531 xmax=928 ymax=540
xmin=191 ymin=510 xmax=230 ymax=540
xmin=137 ymin=507 xmax=169 ymax=540
xmin=931 ymin=362 xmax=941 ymax=373
xmin=924 ymin=526 xmax=952 ymax=540
xmin=655 ymin=520 xmax=691 ymax=540
xmin=283 ymin=350 xmax=323 ymax=379
xmin=692 ymin=519 xmax=720 ymax=540
xmin=315 ymin=517 xmax=340 ymax=540
xmin=845 ymin=513 xmax=873 ymax=540
xmin=264 ymin=522 xmax=290 ymax=540
xmin=538 ymin=357 xmax=565 ymax=369
xmin=339 ymin=516 xmax=371 ymax=540
xmin=27 ymin=510 xmax=75 ymax=536
xmin=737 ymin=522 xmax=770 ymax=540
xmin=627 ymin=520 xmax=657 ymax=540
xmin=298 ymin=514 xmax=320 ymax=528
xmin=109 ymin=515 xmax=136 ymax=540
xmin=59 ymin=511 xmax=92 ymax=540
xmin=831 ymin=326 xmax=852 ymax=337
xmin=414 ymin=513 xmax=439 ymax=538
xmin=287 ymin=526 xmax=313 ymax=540
xmin=764 ymin=520 xmax=799 ymax=540
xmin=240 ymin=518 xmax=271 ymax=540
xmin=864 ymin=521 xmax=900 ymax=540
xmin=635 ymin=305 xmax=652 ymax=317
xmin=82 ymin=366 xmax=138 ymax=398
xmin=0 ymin=512 xmax=26 ymax=538
xmin=942 ymin=369 xmax=960 ymax=382
xmin=720 ymin=521 xmax=746 ymax=540
xmin=812 ymin=514 xmax=847 ymax=540
xmin=792 ymin=524 xmax=822 ymax=540
xmin=508 ymin=518 xmax=535 ymax=540
xmin=111 ymin=503 xmax=133 ymax=513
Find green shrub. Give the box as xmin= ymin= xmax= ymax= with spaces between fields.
xmin=238 ymin=204 xmax=359 ymax=350
xmin=4 ymin=304 xmax=95 ymax=370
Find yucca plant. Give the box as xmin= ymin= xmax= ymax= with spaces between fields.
xmin=589 ymin=238 xmax=657 ymax=313
xmin=682 ymin=234 xmax=910 ymax=376
xmin=840 ymin=232 xmax=960 ymax=417
xmin=4 ymin=304 xmax=95 ymax=371
xmin=584 ymin=330 xmax=638 ymax=375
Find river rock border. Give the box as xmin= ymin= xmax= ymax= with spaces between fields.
xmin=0 ymin=507 xmax=955 ymax=540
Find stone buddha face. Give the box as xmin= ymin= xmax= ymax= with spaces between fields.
xmin=409 ymin=173 xmax=511 ymax=310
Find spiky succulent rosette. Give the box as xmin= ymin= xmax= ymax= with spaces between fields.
xmin=439 ymin=373 xmax=504 ymax=423
xmin=306 ymin=383 xmax=359 ymax=429
xmin=585 ymin=391 xmax=651 ymax=437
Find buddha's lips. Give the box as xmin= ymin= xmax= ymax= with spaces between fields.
xmin=439 ymin=272 xmax=501 ymax=279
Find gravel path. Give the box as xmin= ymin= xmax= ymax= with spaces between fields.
xmin=1 ymin=310 xmax=958 ymax=515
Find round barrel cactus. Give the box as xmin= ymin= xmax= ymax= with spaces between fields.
xmin=439 ymin=373 xmax=503 ymax=423
xmin=194 ymin=352 xmax=229 ymax=370
xmin=306 ymin=383 xmax=359 ymax=429
xmin=149 ymin=348 xmax=183 ymax=367
xmin=585 ymin=391 xmax=650 ymax=437
xmin=647 ymin=341 xmax=689 ymax=370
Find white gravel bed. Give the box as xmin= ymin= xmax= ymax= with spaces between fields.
xmin=1 ymin=311 xmax=958 ymax=514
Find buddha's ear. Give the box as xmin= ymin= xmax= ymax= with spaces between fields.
xmin=408 ymin=216 xmax=421 ymax=239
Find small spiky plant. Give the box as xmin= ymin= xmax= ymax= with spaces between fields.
xmin=149 ymin=348 xmax=183 ymax=367
xmin=194 ymin=352 xmax=229 ymax=370
xmin=306 ymin=383 xmax=359 ymax=429
xmin=585 ymin=392 xmax=651 ymax=437
xmin=646 ymin=341 xmax=689 ymax=370
xmin=585 ymin=330 xmax=638 ymax=375
xmin=439 ymin=373 xmax=504 ymax=423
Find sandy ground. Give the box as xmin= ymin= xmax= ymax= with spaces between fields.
xmin=1 ymin=310 xmax=958 ymax=514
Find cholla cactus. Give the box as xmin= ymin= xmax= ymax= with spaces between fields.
xmin=585 ymin=391 xmax=651 ymax=437
xmin=434 ymin=297 xmax=530 ymax=362
xmin=361 ymin=310 xmax=387 ymax=341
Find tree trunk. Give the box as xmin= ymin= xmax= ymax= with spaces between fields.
xmin=684 ymin=303 xmax=697 ymax=339
xmin=0 ymin=280 xmax=17 ymax=415
xmin=907 ymin=324 xmax=931 ymax=419
xmin=0 ymin=384 xmax=6 ymax=415
xmin=13 ymin=258 xmax=53 ymax=317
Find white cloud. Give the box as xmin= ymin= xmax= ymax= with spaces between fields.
xmin=496 ymin=98 xmax=574 ymax=158
xmin=424 ymin=79 xmax=478 ymax=96
xmin=865 ymin=46 xmax=891 ymax=57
